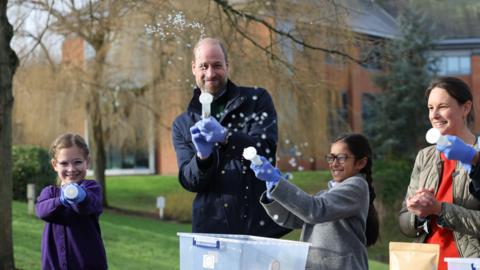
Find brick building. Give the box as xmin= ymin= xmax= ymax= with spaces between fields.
xmin=60 ymin=0 xmax=480 ymax=175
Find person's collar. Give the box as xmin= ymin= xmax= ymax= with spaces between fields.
xmin=328 ymin=180 xmax=338 ymax=189
xmin=215 ymin=88 xmax=227 ymax=99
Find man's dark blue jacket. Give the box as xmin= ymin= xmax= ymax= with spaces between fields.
xmin=172 ymin=79 xmax=291 ymax=238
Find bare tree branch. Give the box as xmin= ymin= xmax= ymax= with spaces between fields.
xmin=212 ymin=0 xmax=367 ymax=66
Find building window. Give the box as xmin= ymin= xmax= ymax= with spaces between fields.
xmin=328 ymin=90 xmax=349 ymax=139
xmin=276 ymin=20 xmax=295 ymax=65
xmin=325 ymin=52 xmax=346 ymax=66
xmin=360 ymin=47 xmax=381 ymax=70
xmin=438 ymin=56 xmax=471 ymax=75
xmin=85 ymin=117 xmax=155 ymax=176
xmin=361 ymin=92 xmax=376 ymax=138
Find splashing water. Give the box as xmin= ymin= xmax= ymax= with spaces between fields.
xmin=146 ymin=11 xmax=205 ymax=41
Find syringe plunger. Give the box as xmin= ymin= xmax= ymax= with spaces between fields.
xmin=199 ymin=93 xmax=213 ymax=120
xmin=243 ymin=147 xmax=263 ymax=166
xmin=64 ymin=185 xmax=78 ymax=199
xmin=426 ymin=128 xmax=451 ymax=147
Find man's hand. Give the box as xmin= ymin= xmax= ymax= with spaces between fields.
xmin=407 ymin=187 xmax=442 ymax=217
xmin=191 ymin=123 xmax=214 ymax=159
xmin=198 ymin=116 xmax=227 ymax=143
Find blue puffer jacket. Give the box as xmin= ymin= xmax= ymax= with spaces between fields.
xmin=172 ymin=79 xmax=291 ymax=238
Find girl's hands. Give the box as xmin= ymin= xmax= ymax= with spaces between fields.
xmin=407 ymin=187 xmax=442 ymax=217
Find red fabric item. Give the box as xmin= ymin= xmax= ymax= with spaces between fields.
xmin=426 ymin=153 xmax=460 ymax=270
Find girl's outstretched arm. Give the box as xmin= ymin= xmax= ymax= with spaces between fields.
xmin=70 ymin=180 xmax=103 ymax=216
xmin=35 ymin=187 xmax=67 ymax=222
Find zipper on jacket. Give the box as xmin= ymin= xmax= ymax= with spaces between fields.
xmin=220 ymin=93 xmax=241 ymax=123
xmin=225 ymin=93 xmax=241 ymax=111
xmin=451 ymin=162 xmax=462 ymax=257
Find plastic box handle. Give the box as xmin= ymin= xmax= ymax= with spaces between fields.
xmin=193 ymin=238 xmax=220 ymax=249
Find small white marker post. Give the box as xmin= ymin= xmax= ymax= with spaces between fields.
xmin=243 ymin=147 xmax=263 ymax=166
xmin=157 ymin=196 xmax=165 ymax=219
xmin=27 ymin=184 xmax=35 ymax=215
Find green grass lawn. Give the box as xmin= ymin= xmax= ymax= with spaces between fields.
xmin=106 ymin=175 xmax=182 ymax=211
xmin=105 ymin=170 xmax=334 ymax=211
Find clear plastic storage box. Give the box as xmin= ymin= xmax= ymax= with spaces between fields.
xmin=445 ymin=258 xmax=480 ymax=270
xmin=177 ymin=233 xmax=311 ymax=270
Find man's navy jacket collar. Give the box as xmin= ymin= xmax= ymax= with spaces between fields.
xmin=187 ymin=79 xmax=242 ymax=117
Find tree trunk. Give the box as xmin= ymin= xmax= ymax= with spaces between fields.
xmin=87 ymin=49 xmax=109 ymax=208
xmin=87 ymin=90 xmax=108 ymax=207
xmin=0 ymin=0 xmax=19 ymax=269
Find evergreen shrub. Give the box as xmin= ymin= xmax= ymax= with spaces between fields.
xmin=12 ymin=145 xmax=57 ymax=201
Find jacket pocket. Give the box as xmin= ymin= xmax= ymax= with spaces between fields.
xmin=319 ymin=254 xmax=353 ymax=270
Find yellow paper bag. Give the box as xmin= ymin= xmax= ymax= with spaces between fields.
xmin=390 ymin=242 xmax=440 ymax=270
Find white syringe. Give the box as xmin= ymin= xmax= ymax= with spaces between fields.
xmin=426 ymin=128 xmax=451 ymax=147
xmin=64 ymin=185 xmax=79 ymax=199
xmin=243 ymin=147 xmax=263 ymax=166
xmin=199 ymin=93 xmax=213 ymax=120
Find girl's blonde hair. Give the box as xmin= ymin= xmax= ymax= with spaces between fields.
xmin=50 ymin=133 xmax=90 ymax=160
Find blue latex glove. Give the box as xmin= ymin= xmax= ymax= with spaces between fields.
xmin=65 ymin=183 xmax=87 ymax=205
xmin=266 ymin=173 xmax=289 ymax=200
xmin=250 ymin=156 xmax=282 ymax=183
xmin=190 ymin=123 xmax=214 ymax=158
xmin=198 ymin=116 xmax=227 ymax=143
xmin=60 ymin=185 xmax=71 ymax=207
xmin=437 ymin=135 xmax=477 ymax=164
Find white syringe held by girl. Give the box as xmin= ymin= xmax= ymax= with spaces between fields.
xmin=199 ymin=93 xmax=213 ymax=120
xmin=426 ymin=128 xmax=452 ymax=147
xmin=64 ymin=185 xmax=79 ymax=199
xmin=243 ymin=147 xmax=263 ymax=166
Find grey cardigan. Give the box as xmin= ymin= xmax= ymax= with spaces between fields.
xmin=260 ymin=173 xmax=370 ymax=270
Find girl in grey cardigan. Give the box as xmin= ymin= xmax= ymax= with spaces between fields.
xmin=250 ymin=133 xmax=380 ymax=270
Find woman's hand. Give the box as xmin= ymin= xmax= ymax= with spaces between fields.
xmin=407 ymin=187 xmax=442 ymax=217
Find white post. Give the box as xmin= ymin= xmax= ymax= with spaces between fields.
xmin=157 ymin=196 xmax=165 ymax=219
xmin=27 ymin=184 xmax=35 ymax=215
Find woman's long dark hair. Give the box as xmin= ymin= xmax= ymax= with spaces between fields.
xmin=332 ymin=132 xmax=380 ymax=247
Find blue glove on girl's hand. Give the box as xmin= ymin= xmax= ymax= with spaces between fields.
xmin=60 ymin=186 xmax=71 ymax=207
xmin=250 ymin=156 xmax=282 ymax=183
xmin=198 ymin=116 xmax=227 ymax=143
xmin=64 ymin=183 xmax=87 ymax=205
xmin=266 ymin=173 xmax=289 ymax=200
xmin=437 ymin=135 xmax=477 ymax=164
xmin=191 ymin=123 xmax=214 ymax=158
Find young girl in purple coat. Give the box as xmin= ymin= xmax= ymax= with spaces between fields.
xmin=36 ymin=133 xmax=108 ymax=270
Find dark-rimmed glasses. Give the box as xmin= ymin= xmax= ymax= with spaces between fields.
xmin=325 ymin=154 xmax=357 ymax=164
xmin=54 ymin=159 xmax=87 ymax=170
